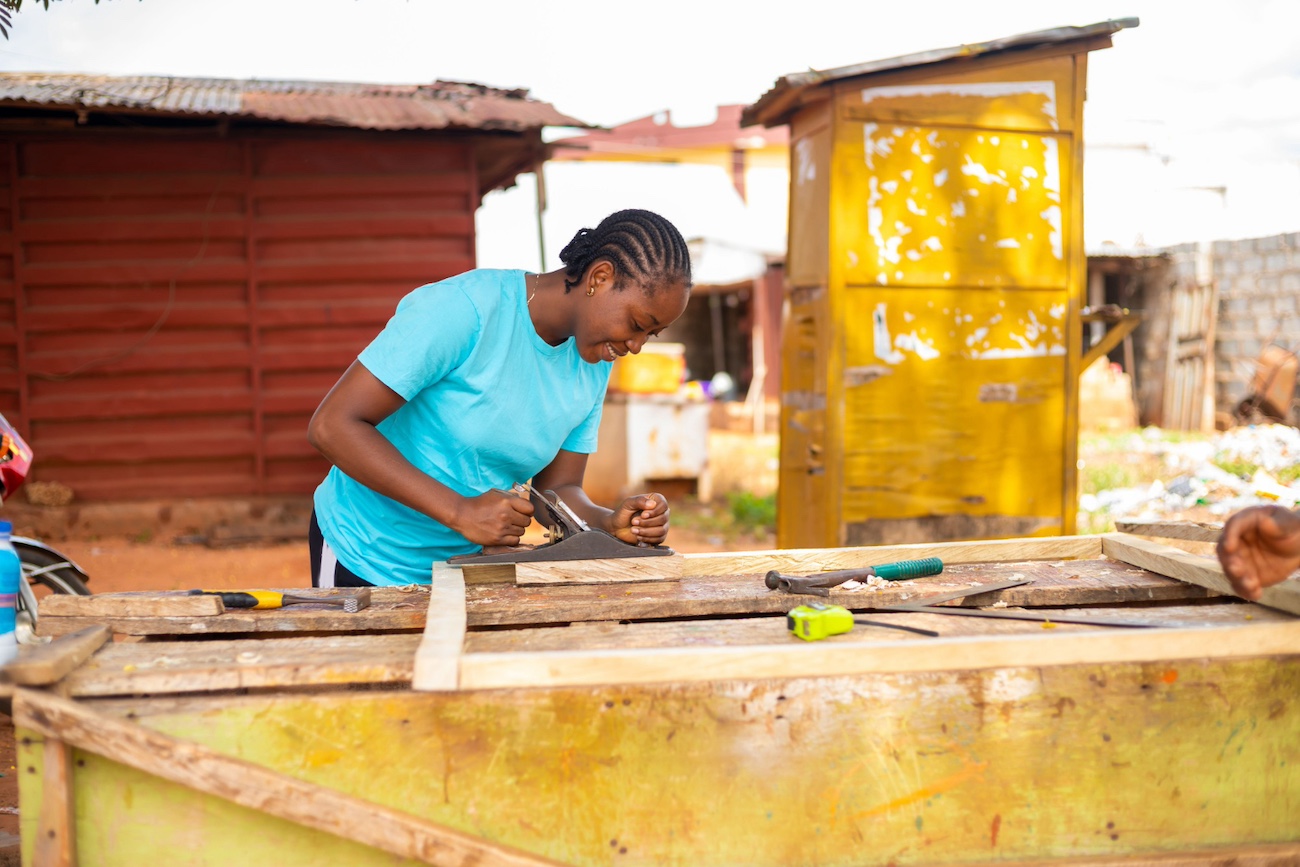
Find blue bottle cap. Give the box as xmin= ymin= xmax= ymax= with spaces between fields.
xmin=0 ymin=520 xmax=10 ymax=534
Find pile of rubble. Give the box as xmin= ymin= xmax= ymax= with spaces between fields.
xmin=1079 ymin=424 xmax=1300 ymax=525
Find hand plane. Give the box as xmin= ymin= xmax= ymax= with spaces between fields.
xmin=447 ymin=483 xmax=674 ymax=565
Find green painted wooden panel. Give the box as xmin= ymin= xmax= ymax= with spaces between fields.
xmin=20 ymin=656 xmax=1300 ymax=865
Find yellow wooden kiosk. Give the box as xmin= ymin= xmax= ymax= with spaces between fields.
xmin=742 ymin=20 xmax=1139 ymax=549
xmin=6 ymin=528 xmax=1300 ymax=866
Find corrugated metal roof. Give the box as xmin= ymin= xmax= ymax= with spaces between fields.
xmin=0 ymin=73 xmax=589 ymax=131
xmin=743 ymin=18 xmax=1139 ymax=128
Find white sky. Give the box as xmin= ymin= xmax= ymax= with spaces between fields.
xmin=3 ymin=0 xmax=1299 ymax=269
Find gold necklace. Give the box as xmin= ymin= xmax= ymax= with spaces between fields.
xmin=527 ymin=272 xmax=540 ymax=305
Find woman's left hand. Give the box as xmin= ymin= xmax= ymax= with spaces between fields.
xmin=610 ymin=493 xmax=670 ymax=546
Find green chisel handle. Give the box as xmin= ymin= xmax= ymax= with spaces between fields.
xmin=871 ymin=557 xmax=943 ymax=581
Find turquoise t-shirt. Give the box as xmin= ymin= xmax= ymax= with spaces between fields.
xmin=313 ymin=269 xmax=611 ymax=586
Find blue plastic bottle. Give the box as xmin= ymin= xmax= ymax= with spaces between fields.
xmin=0 ymin=520 xmax=19 ymax=664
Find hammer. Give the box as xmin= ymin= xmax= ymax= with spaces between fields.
xmin=765 ymin=557 xmax=943 ymax=596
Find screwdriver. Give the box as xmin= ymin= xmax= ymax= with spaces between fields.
xmin=187 ymin=590 xmax=368 ymax=613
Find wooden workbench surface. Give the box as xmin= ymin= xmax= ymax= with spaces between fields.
xmin=58 ymin=597 xmax=1289 ymax=699
xmin=36 ymin=557 xmax=1220 ymax=638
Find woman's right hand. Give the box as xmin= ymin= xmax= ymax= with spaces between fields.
xmin=453 ymin=488 xmax=535 ymax=546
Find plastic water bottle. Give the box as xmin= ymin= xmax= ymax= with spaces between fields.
xmin=0 ymin=520 xmax=19 ymax=665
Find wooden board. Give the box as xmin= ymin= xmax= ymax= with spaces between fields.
xmin=40 ymin=593 xmax=225 ymax=618
xmin=62 ymin=634 xmax=421 ymax=698
xmin=463 ymin=558 xmax=1219 ymax=627
xmin=461 ymin=553 xmax=684 ymax=586
xmin=35 ymin=586 xmax=430 ymax=638
xmin=1115 ymin=519 xmax=1222 ymax=543
xmin=680 ymin=535 xmax=1103 ymax=577
xmin=1103 ymin=533 xmax=1300 ymax=616
xmin=59 ymin=600 xmax=1283 ymax=699
xmin=411 ymin=563 xmax=467 ymax=691
xmin=0 ymin=625 xmax=110 ymax=686
xmin=457 ymin=620 xmax=1300 ymax=690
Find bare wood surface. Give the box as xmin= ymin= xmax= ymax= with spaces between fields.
xmin=458 ymin=620 xmax=1300 ymax=689
xmin=1115 ymin=519 xmax=1223 ymax=543
xmin=40 ymin=592 xmax=224 ymax=618
xmin=63 ymin=633 xmax=419 ymax=698
xmin=995 ymin=842 xmax=1300 ymax=866
xmin=35 ymin=556 xmax=1223 ymax=638
xmin=34 ymin=736 xmax=76 ymax=867
xmin=12 ymin=688 xmax=567 ymax=867
xmin=0 ymin=624 xmax=110 ymax=686
xmin=465 ymin=558 xmax=1219 ymax=627
xmin=59 ymin=600 xmax=1286 ymax=698
xmin=465 ymin=601 xmax=1289 ymax=654
xmin=35 ymin=587 xmax=430 ymax=638
xmin=1102 ymin=533 xmax=1300 ymax=616
xmin=514 ymin=553 xmax=683 ymax=585
xmin=681 ymin=535 xmax=1103 ymax=577
xmin=411 ymin=564 xmax=466 ymax=691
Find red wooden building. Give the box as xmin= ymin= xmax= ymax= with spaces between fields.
xmin=0 ymin=74 xmax=582 ymax=501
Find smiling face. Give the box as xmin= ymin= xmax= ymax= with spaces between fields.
xmin=575 ymin=262 xmax=690 ymax=364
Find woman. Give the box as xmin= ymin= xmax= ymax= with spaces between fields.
xmin=307 ymin=209 xmax=693 ymax=587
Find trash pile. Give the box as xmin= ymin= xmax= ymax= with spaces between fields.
xmin=1079 ymin=424 xmax=1300 ymax=526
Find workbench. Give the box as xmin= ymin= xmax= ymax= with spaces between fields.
xmin=6 ymin=532 xmax=1299 ymax=866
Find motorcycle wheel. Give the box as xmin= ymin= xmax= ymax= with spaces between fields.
xmin=15 ymin=544 xmax=91 ymax=645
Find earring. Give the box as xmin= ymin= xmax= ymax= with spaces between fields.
xmin=587 ymin=284 xmax=596 ymax=297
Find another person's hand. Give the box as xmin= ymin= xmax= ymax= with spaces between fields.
xmin=610 ymin=493 xmax=670 ymax=546
xmin=453 ymin=488 xmax=534 ymax=547
xmin=1216 ymin=505 xmax=1300 ymax=600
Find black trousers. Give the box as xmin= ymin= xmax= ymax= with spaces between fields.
xmin=309 ymin=511 xmax=374 ymax=588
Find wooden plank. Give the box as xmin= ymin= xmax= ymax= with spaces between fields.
xmin=1115 ymin=519 xmax=1222 ymax=543
xmin=515 ymin=553 xmax=683 ymax=585
xmin=464 ymin=559 xmax=1218 ymax=627
xmin=63 ymin=634 xmax=419 ymax=698
xmin=12 ymin=688 xmax=566 ymax=867
xmin=0 ymin=625 xmax=110 ymax=686
xmin=464 ymin=601 xmax=1292 ymax=654
xmin=35 ymin=587 xmax=429 ymax=638
xmin=411 ymin=564 xmax=466 ymax=691
xmin=40 ymin=593 xmax=224 ymax=618
xmin=680 ymin=535 xmax=1103 ymax=577
xmin=33 ymin=737 xmax=76 ymax=867
xmin=1102 ymin=533 xmax=1300 ymax=616
xmin=457 ymin=620 xmax=1300 ymax=690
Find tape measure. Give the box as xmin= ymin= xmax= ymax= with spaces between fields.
xmin=787 ymin=602 xmax=940 ymax=641
xmin=786 ymin=603 xmax=855 ymax=641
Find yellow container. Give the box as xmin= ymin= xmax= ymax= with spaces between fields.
xmin=607 ymin=343 xmax=686 ymax=394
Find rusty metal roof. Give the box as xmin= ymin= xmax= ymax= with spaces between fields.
xmin=743 ymin=18 xmax=1139 ymax=128
xmin=0 ymin=73 xmax=589 ymax=131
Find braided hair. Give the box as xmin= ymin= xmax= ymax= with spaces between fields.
xmin=558 ymin=209 xmax=693 ymax=295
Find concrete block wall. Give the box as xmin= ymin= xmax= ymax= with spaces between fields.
xmin=1167 ymin=232 xmax=1300 ymax=418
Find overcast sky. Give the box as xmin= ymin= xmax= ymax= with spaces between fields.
xmin=2 ymin=0 xmax=1298 ymax=265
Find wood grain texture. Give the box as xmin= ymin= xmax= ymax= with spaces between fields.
xmin=514 ymin=553 xmax=683 ymax=585
xmin=464 ymin=558 xmax=1218 ymax=627
xmin=1115 ymin=519 xmax=1223 ymax=543
xmin=681 ymin=535 xmax=1103 ymax=577
xmin=33 ymin=737 xmax=76 ymax=867
xmin=35 ymin=587 xmax=430 ymax=638
xmin=411 ymin=563 xmax=466 ymax=691
xmin=1102 ymin=533 xmax=1300 ymax=616
xmin=40 ymin=592 xmax=224 ymax=618
xmin=458 ymin=620 xmax=1300 ymax=689
xmin=63 ymin=633 xmax=419 ymax=698
xmin=12 ymin=688 xmax=567 ymax=867
xmin=1 ymin=624 xmax=110 ymax=686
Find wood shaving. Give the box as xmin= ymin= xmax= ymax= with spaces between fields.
xmin=398 ymin=584 xmax=431 ymax=593
xmin=991 ymin=600 xmax=1008 ymax=608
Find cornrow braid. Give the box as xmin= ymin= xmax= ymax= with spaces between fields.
xmin=558 ymin=209 xmax=693 ymax=296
